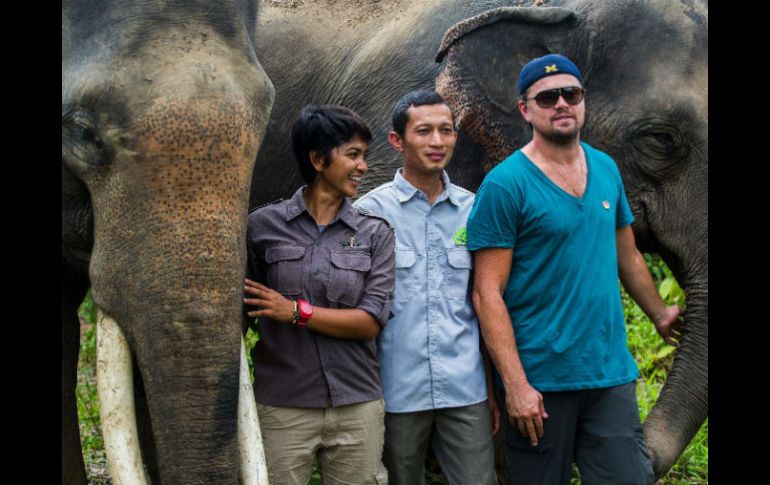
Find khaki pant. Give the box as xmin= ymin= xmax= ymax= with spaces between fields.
xmin=257 ymin=399 xmax=388 ymax=485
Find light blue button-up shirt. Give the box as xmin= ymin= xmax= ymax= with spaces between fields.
xmin=354 ymin=169 xmax=487 ymax=413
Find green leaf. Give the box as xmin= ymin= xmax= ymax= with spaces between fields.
xmin=659 ymin=277 xmax=674 ymax=300
xmin=655 ymin=345 xmax=676 ymax=361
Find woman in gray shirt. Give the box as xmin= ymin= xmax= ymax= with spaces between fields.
xmin=243 ymin=105 xmax=395 ymax=485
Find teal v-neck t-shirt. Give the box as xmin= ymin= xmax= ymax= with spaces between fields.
xmin=467 ymin=142 xmax=638 ymax=391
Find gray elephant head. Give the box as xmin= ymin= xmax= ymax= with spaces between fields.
xmin=435 ymin=0 xmax=707 ymax=477
xmin=62 ymin=1 xmax=274 ymax=483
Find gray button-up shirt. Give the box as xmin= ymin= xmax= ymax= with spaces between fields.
xmin=246 ymin=187 xmax=395 ymax=408
xmin=354 ymin=169 xmax=487 ymax=412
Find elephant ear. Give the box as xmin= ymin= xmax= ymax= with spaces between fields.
xmin=433 ymin=6 xmax=581 ymax=163
xmin=435 ymin=6 xmax=576 ymax=63
xmin=435 ymin=6 xmax=580 ymax=119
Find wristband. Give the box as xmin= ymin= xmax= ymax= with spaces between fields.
xmin=297 ymin=299 xmax=313 ymax=326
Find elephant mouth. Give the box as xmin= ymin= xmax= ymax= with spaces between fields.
xmin=95 ymin=308 xmax=268 ymax=484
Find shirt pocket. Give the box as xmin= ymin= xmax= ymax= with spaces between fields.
xmin=394 ymin=248 xmax=418 ymax=303
xmin=444 ymin=247 xmax=472 ymax=300
xmin=264 ymin=245 xmax=306 ymax=296
xmin=328 ymin=248 xmax=372 ymax=307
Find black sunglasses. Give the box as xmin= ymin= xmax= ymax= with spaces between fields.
xmin=523 ymin=86 xmax=585 ymax=109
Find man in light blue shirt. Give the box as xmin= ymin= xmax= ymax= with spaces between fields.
xmin=355 ymin=90 xmax=497 ymax=485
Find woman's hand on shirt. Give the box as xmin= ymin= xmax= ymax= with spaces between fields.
xmin=243 ymin=278 xmax=381 ymax=340
xmin=243 ymin=278 xmax=295 ymax=323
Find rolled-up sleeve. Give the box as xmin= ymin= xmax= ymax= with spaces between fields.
xmin=357 ymin=224 xmax=395 ymax=326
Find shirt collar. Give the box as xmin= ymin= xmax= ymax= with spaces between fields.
xmin=335 ymin=197 xmax=360 ymax=230
xmin=284 ymin=186 xmax=359 ymax=230
xmin=392 ymin=168 xmax=461 ymax=206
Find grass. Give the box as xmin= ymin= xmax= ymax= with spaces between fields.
xmin=74 ymin=255 xmax=707 ymax=484
xmin=76 ymin=293 xmax=111 ymax=485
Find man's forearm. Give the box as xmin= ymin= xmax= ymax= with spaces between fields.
xmin=472 ymin=289 xmax=529 ymax=390
xmin=619 ymin=249 xmax=668 ymax=322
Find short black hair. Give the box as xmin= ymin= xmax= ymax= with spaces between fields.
xmin=291 ymin=105 xmax=372 ymax=184
xmin=391 ymin=90 xmax=452 ymax=137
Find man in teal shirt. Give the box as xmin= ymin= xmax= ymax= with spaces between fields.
xmin=468 ymin=54 xmax=681 ymax=485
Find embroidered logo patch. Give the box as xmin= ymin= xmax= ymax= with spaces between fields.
xmin=602 ymin=200 xmax=611 ymax=210
xmin=453 ymin=227 xmax=468 ymax=246
xmin=545 ymin=64 xmax=559 ymax=73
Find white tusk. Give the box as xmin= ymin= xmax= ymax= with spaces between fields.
xmin=238 ymin=338 xmax=269 ymax=485
xmin=96 ymin=308 xmax=149 ymax=485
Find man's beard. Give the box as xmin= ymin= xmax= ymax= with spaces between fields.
xmin=542 ymin=128 xmax=580 ymax=146
xmin=539 ymin=115 xmax=583 ymax=146
xmin=533 ymin=108 xmax=584 ymax=146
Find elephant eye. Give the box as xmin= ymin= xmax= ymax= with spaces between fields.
xmin=62 ymin=108 xmax=113 ymax=167
xmin=628 ymin=120 xmax=689 ymax=176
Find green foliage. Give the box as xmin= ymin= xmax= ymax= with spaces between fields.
xmin=77 ymin=324 xmax=101 ymax=450
xmin=310 ymin=466 xmax=321 ymax=485
xmin=75 ymin=300 xmax=109 ymax=483
xmin=79 ymin=289 xmax=97 ymax=325
xmin=643 ymin=254 xmax=665 ymax=281
xmin=245 ymin=323 xmax=260 ymax=382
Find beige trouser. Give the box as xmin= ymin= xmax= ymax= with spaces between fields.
xmin=257 ymin=399 xmax=388 ymax=485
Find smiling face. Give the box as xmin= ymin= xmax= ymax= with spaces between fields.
xmin=312 ymin=135 xmax=369 ymax=199
xmin=518 ymin=74 xmax=585 ymax=145
xmin=389 ymin=103 xmax=458 ymax=177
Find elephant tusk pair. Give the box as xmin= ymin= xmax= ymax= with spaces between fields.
xmin=95 ymin=309 xmax=268 ymax=485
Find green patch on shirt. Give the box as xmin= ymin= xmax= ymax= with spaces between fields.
xmin=453 ymin=227 xmax=467 ymax=246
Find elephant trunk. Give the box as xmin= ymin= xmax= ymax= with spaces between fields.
xmin=97 ymin=308 xmax=267 ymax=484
xmin=643 ymin=266 xmax=708 ymax=478
xmin=137 ymin=310 xmax=242 ymax=483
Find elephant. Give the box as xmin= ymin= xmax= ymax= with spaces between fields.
xmin=251 ymin=0 xmax=707 ymax=479
xmin=62 ymin=1 xmax=274 ymax=484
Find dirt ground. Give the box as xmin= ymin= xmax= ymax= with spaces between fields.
xmin=264 ymin=0 xmax=415 ymax=22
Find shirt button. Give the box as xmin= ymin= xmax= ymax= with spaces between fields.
xmin=313 ymin=269 xmax=320 ymax=276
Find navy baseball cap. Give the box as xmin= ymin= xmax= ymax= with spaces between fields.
xmin=517 ymin=54 xmax=584 ymax=96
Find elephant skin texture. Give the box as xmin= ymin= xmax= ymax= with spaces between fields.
xmin=62 ymin=1 xmax=274 ymax=484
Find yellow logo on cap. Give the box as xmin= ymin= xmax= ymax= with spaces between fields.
xmin=545 ymin=64 xmax=559 ymax=73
